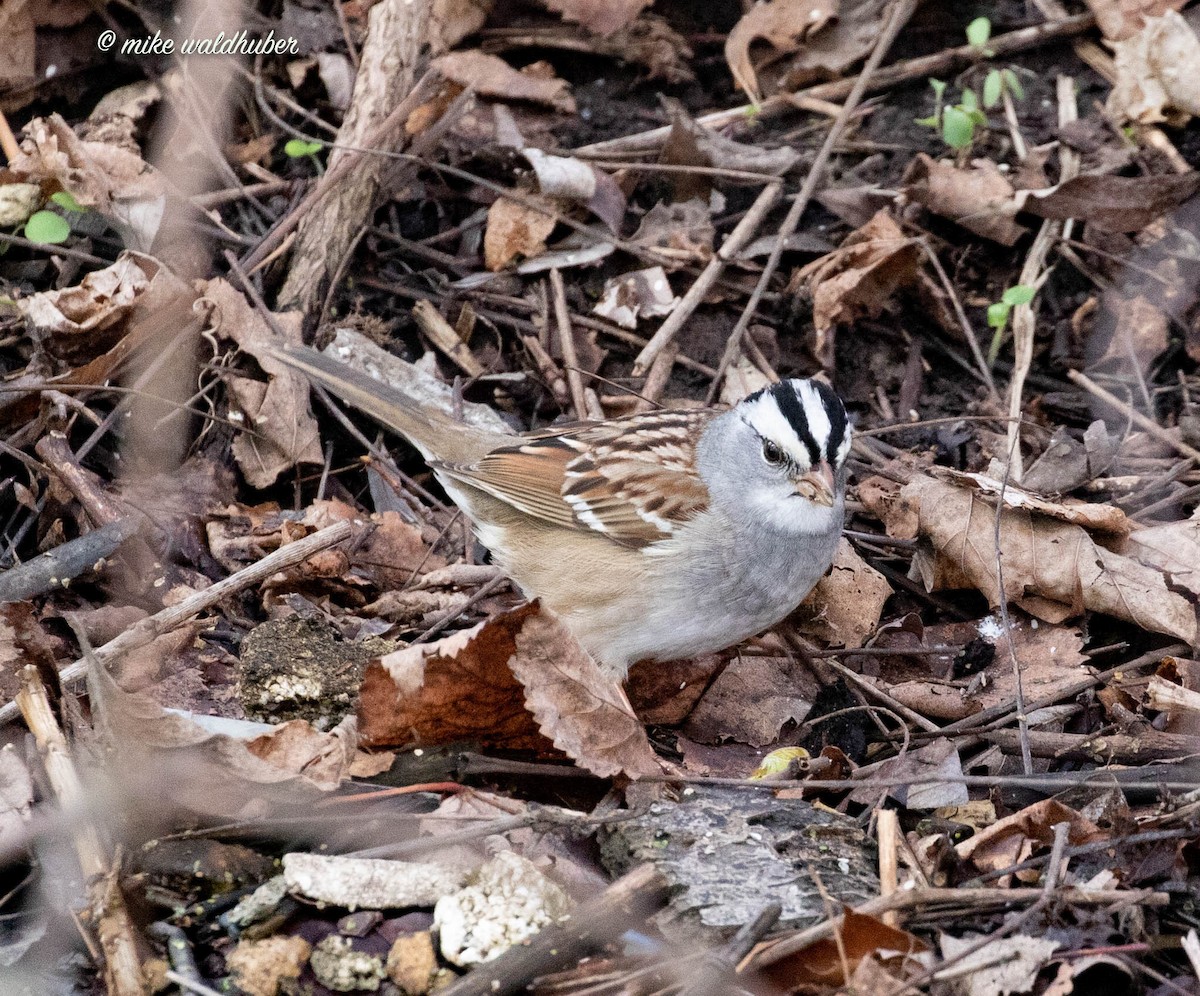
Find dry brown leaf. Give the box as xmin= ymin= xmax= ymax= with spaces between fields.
xmin=246 ymin=719 xmax=358 ymax=789
xmin=626 ymin=655 xmax=725 ymax=725
xmin=507 ymin=608 xmax=660 ymax=778
xmin=630 ymin=199 xmax=714 ymax=262
xmin=1017 ymin=171 xmax=1200 ymax=232
xmin=886 ymin=679 xmax=978 ymax=721
xmin=1084 ymin=0 xmax=1189 ymax=40
xmin=957 ymin=799 xmax=1104 ymax=875
xmin=430 ymin=0 xmax=494 ymax=53
xmin=662 ymin=107 xmax=800 ymax=178
xmin=759 ymin=906 xmax=929 ymax=990
xmin=849 ymin=737 xmax=967 ymax=809
xmin=483 ymin=196 xmax=558 ymax=271
xmin=358 ymin=604 xmax=552 ymax=753
xmin=359 ymin=603 xmax=658 ymax=778
xmin=922 ymin=616 xmax=1089 ymax=715
xmin=932 ymin=468 xmax=1131 ymax=536
xmin=12 ymin=113 xmax=166 ymax=250
xmin=352 ymin=511 xmax=444 ymax=590
xmin=725 ymin=0 xmax=837 ymax=102
xmin=796 ymin=210 xmax=923 ymax=363
xmin=1022 ymin=421 xmax=1118 ymax=495
xmin=592 ymin=266 xmax=679 ymax=328
xmin=940 ymin=935 xmax=1060 ymax=996
xmin=792 ymin=538 xmax=893 ymax=648
xmin=1088 ymin=293 xmax=1169 ymax=370
xmin=201 ymin=278 xmax=323 ymax=488
xmin=543 ymin=0 xmax=653 ymax=37
xmin=781 ymin=0 xmax=902 ymax=89
xmin=88 ymin=662 xmax=356 ymax=813
xmin=19 ymin=251 xmax=188 ymax=365
xmin=903 ymin=154 xmax=1025 ymax=246
xmin=522 ymin=148 xmax=626 ymax=232
xmin=683 ymin=655 xmax=820 ymax=747
xmin=433 ymin=50 xmax=576 ymax=112
xmin=891 ymin=476 xmax=1197 ymax=642
xmin=1124 ymin=508 xmax=1200 ymax=599
xmin=1107 ymin=10 xmax=1200 ymax=123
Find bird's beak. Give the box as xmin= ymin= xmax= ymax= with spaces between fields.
xmin=793 ymin=461 xmax=836 ymax=507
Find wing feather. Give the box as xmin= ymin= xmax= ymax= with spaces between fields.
xmin=436 ymin=410 xmax=713 ymax=548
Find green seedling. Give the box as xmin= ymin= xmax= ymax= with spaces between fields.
xmin=986 ymin=284 xmax=1036 ymax=363
xmin=24 ymin=210 xmax=71 ymax=245
xmin=50 ymin=190 xmax=85 ymax=213
xmin=918 ymin=18 xmax=1025 ymax=151
xmin=983 ymin=67 xmax=1025 ymax=109
xmin=966 ymin=16 xmax=995 ymax=56
xmin=916 ymin=78 xmax=985 ymax=150
xmin=284 ymin=138 xmax=325 ymax=173
xmin=914 ymin=77 xmax=948 ymax=128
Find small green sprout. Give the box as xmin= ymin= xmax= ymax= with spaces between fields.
xmin=983 ymin=67 xmax=1025 ymax=109
xmin=24 ymin=210 xmax=71 ymax=245
xmin=284 ymin=138 xmax=325 ymax=174
xmin=914 ymin=77 xmax=947 ymax=128
xmin=50 ymin=190 xmax=85 ymax=213
xmin=966 ymin=16 xmax=995 ymax=56
xmin=986 ymin=284 xmax=1037 ymax=363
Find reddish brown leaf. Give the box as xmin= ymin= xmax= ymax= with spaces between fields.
xmin=357 ymin=604 xmax=553 ymax=753
xmin=759 ymin=907 xmax=928 ymax=989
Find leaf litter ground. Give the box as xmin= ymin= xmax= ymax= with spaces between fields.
xmin=1 ymin=1 xmax=1200 ymax=993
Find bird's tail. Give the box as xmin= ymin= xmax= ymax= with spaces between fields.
xmin=269 ymin=344 xmax=468 ymax=462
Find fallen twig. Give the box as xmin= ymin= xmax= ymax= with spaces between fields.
xmin=0 ymin=520 xmax=356 ymax=727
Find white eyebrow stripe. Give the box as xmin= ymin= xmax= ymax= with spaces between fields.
xmin=740 ymin=392 xmax=810 ymax=466
xmin=835 ymin=427 xmax=852 ymax=466
xmin=797 ymin=382 xmax=833 ymax=455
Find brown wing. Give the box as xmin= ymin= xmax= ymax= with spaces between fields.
xmin=435 ymin=410 xmax=713 ymax=548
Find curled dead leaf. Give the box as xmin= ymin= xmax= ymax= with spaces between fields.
xmin=795 ymin=210 xmax=923 ymax=364
xmin=1107 ymin=11 xmax=1200 ymax=124
xmin=483 ymin=196 xmax=558 ymax=271
xmin=1084 ymin=0 xmax=1189 ymax=42
xmin=543 ymin=0 xmax=653 ymax=37
xmin=358 ymin=603 xmax=659 ymax=779
xmin=507 ymin=608 xmax=660 ymax=779
xmin=725 ymin=0 xmax=837 ymax=102
xmin=202 ymin=279 xmax=323 ymax=488
xmin=792 ymin=538 xmax=893 ymax=649
xmin=903 ymin=154 xmax=1025 ymax=246
xmin=1016 ymin=171 xmax=1200 ymax=233
xmin=892 ymin=476 xmax=1197 ymax=643
xmin=433 ymin=50 xmax=576 ymax=112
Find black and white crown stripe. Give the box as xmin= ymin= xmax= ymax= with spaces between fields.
xmin=741 ymin=380 xmax=850 ymax=468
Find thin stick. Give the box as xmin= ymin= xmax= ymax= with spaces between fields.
xmin=876 ymin=808 xmax=900 ymax=929
xmin=1069 ymin=370 xmax=1200 ymax=465
xmin=922 ymin=242 xmax=996 ymax=398
xmin=742 ymin=886 xmax=1167 ymax=970
xmin=575 ymin=13 xmax=1096 ymax=157
xmin=709 ymin=0 xmax=919 ymax=397
xmin=17 ymin=668 xmax=145 ymax=996
xmin=0 ymin=520 xmax=355 ymax=728
xmin=1004 ymin=76 xmax=1079 ymax=481
xmin=549 ymin=269 xmax=597 ymax=419
xmin=0 ymin=106 xmax=21 ymax=163
xmin=631 ymin=182 xmax=781 ymax=376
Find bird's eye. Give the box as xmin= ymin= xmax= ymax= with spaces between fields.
xmin=761 ymin=440 xmax=785 ymax=466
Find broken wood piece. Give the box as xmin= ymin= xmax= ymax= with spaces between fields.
xmin=412 ymin=300 xmax=485 ymax=378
